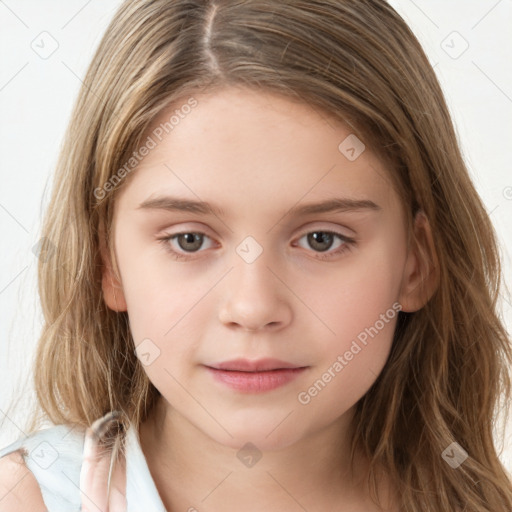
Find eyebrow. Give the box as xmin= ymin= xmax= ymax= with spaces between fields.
xmin=137 ymin=195 xmax=381 ymax=217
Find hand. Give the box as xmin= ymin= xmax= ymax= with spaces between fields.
xmin=79 ymin=415 xmax=127 ymax=512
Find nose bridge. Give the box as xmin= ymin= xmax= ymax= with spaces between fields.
xmin=231 ymin=234 xmax=279 ymax=294
xmin=235 ymin=234 xmax=267 ymax=266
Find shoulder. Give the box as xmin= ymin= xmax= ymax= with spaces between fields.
xmin=0 ymin=424 xmax=86 ymax=512
xmin=0 ymin=450 xmax=46 ymax=511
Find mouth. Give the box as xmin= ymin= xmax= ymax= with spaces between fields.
xmin=204 ymin=358 xmax=308 ymax=392
xmin=206 ymin=358 xmax=306 ymax=372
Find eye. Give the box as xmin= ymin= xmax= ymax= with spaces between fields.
xmin=157 ymin=229 xmax=355 ymax=262
xmin=157 ymin=232 xmax=215 ymax=260
xmin=294 ymin=230 xmax=355 ymax=260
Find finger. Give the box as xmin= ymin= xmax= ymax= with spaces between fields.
xmin=80 ymin=426 xmax=112 ymax=512
xmin=107 ymin=442 xmax=127 ymax=512
xmin=108 ymin=484 xmax=127 ymax=511
xmin=80 ymin=412 xmax=122 ymax=512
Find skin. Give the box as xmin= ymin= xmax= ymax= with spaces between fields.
xmin=100 ymin=85 xmax=438 ymax=511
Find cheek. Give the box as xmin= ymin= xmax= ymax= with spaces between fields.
xmin=115 ymin=225 xmax=194 ymax=326
xmin=308 ymin=235 xmax=405 ymax=343
xmin=298 ymin=235 xmax=404 ymax=400
xmin=297 ymin=277 xmax=401 ymax=415
xmin=113 ymin=231 xmax=208 ymax=382
xmin=297 ymin=319 xmax=396 ymax=418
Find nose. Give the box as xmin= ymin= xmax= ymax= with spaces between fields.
xmin=217 ymin=249 xmax=293 ymax=332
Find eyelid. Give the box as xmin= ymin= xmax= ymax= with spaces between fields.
xmin=159 ymin=220 xmax=356 ymax=238
xmin=157 ymin=221 xmax=357 ymax=245
xmin=295 ymin=221 xmax=356 ymax=239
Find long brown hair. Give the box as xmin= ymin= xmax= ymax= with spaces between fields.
xmin=7 ymin=0 xmax=512 ymax=510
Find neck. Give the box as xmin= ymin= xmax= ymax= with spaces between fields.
xmin=138 ymin=397 xmax=394 ymax=512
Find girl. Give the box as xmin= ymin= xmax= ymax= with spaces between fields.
xmin=1 ymin=0 xmax=511 ymax=511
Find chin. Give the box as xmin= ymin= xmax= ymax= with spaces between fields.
xmin=205 ymin=417 xmax=305 ymax=453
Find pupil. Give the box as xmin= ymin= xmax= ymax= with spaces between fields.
xmin=179 ymin=233 xmax=202 ymax=251
xmin=309 ymin=232 xmax=332 ymax=252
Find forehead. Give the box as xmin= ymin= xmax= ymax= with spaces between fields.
xmin=115 ymin=87 xmax=397 ymax=218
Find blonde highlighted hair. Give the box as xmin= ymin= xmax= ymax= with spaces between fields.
xmin=6 ymin=0 xmax=512 ymax=510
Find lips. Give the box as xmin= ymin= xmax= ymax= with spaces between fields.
xmin=204 ymin=358 xmax=308 ymax=392
xmin=207 ymin=358 xmax=304 ymax=372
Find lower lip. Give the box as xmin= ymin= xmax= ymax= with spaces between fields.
xmin=205 ymin=367 xmax=307 ymax=392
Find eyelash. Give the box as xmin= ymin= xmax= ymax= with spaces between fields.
xmin=157 ymin=229 xmax=356 ymax=261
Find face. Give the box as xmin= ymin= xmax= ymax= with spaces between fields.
xmin=102 ymin=86 xmax=425 ymax=451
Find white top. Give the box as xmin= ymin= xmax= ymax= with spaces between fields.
xmin=0 ymin=412 xmax=167 ymax=511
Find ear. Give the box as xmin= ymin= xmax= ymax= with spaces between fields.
xmin=398 ymin=210 xmax=440 ymax=312
xmin=99 ymin=222 xmax=127 ymax=312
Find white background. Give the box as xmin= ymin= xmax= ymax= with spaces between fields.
xmin=1 ymin=0 xmax=511 ymax=473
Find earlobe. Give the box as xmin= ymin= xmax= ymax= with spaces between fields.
xmin=99 ymin=224 xmax=127 ymax=313
xmin=398 ymin=210 xmax=440 ymax=312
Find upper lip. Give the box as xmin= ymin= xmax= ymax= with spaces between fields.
xmin=206 ymin=358 xmax=305 ymax=372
